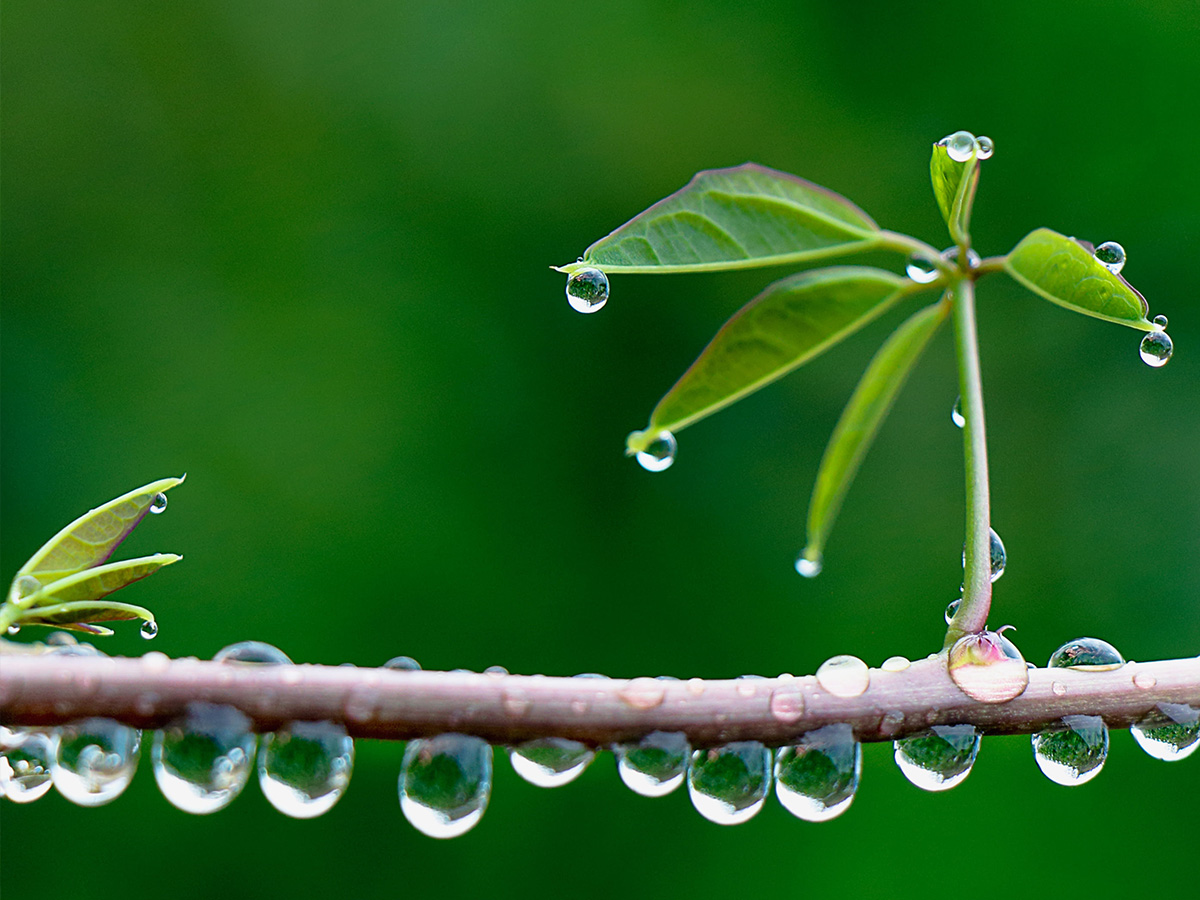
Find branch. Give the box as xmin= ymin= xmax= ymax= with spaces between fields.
xmin=2 ymin=653 xmax=1198 ymax=745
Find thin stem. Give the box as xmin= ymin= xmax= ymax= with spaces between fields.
xmin=877 ymin=230 xmax=955 ymax=274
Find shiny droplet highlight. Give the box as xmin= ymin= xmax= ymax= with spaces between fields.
xmin=400 ymin=733 xmax=493 ymax=838
xmin=259 ymin=721 xmax=354 ymax=818
xmin=509 ymin=737 xmax=594 ymax=788
xmin=1093 ymin=241 xmax=1126 ymax=274
xmin=974 ymin=135 xmax=995 ymax=159
xmin=152 ymin=703 xmax=257 ymax=814
xmin=1130 ymin=704 xmax=1200 ymax=762
xmin=775 ymin=724 xmax=860 ymax=822
xmin=51 ymin=718 xmax=141 ymax=807
xmin=687 ymin=742 xmax=772 ymax=825
xmin=1139 ymin=330 xmax=1173 ymax=367
xmin=565 ymin=267 xmax=609 ymax=314
xmin=1032 ymin=715 xmax=1108 ymax=785
xmin=815 ymin=655 xmax=870 ymax=698
xmin=615 ymin=731 xmax=690 ymax=797
xmin=906 ymin=255 xmax=939 ymax=284
xmin=794 ymin=553 xmax=822 ymax=578
xmin=149 ymin=492 xmax=168 ymax=514
xmin=894 ymin=724 xmax=981 ymax=791
xmin=951 ymin=395 xmax=964 ymax=428
xmin=940 ymin=130 xmax=977 ymax=163
xmin=635 ymin=431 xmax=677 ymax=472
xmin=0 ymin=726 xmax=56 ymax=803
xmin=1048 ymin=637 xmax=1125 ymax=671
xmin=948 ymin=628 xmax=1029 ymax=703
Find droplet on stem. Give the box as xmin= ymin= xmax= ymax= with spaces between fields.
xmin=1139 ymin=330 xmax=1173 ymax=367
xmin=1032 ymin=715 xmax=1108 ymax=786
xmin=951 ymin=395 xmax=964 ymax=428
xmin=905 ymin=255 xmax=939 ymax=284
xmin=775 ymin=723 xmax=861 ymax=822
xmin=400 ymin=734 xmax=493 ymax=838
xmin=948 ymin=628 xmax=1029 ymax=703
xmin=565 ymin=267 xmax=609 ymax=314
xmin=815 ymin=655 xmax=870 ymax=698
xmin=962 ymin=527 xmax=1006 ymax=582
xmin=1130 ymin=703 xmax=1200 ymax=762
xmin=152 ymin=703 xmax=257 ymax=814
xmin=260 ymin=721 xmax=355 ymax=819
xmin=614 ymin=731 xmax=690 ymax=798
xmin=509 ymin=737 xmax=594 ymax=788
xmin=944 ymin=598 xmax=961 ymax=625
xmin=1048 ymin=637 xmax=1125 ymax=671
xmin=687 ymin=742 xmax=772 ymax=825
xmin=51 ymin=718 xmax=141 ymax=807
xmin=1093 ymin=241 xmax=1126 ymax=274
xmin=894 ymin=724 xmax=981 ymax=791
xmin=635 ymin=431 xmax=677 ymax=472
xmin=383 ymin=655 xmax=422 ymax=671
xmin=149 ymin=492 xmax=168 ymax=514
xmin=0 ymin=726 xmax=57 ymax=803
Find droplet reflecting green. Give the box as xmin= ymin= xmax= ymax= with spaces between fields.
xmin=400 ymin=734 xmax=493 ymax=838
xmin=894 ymin=725 xmax=980 ymax=791
xmin=259 ymin=721 xmax=354 ymax=818
xmin=1032 ymin=715 xmax=1108 ymax=785
xmin=687 ymin=742 xmax=772 ymax=825
xmin=1140 ymin=330 xmax=1173 ymax=367
xmin=775 ymin=724 xmax=860 ymax=822
xmin=614 ymin=731 xmax=690 ymax=797
xmin=565 ymin=267 xmax=609 ymax=314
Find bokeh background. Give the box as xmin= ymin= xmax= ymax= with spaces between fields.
xmin=3 ymin=1 xmax=1198 ymax=896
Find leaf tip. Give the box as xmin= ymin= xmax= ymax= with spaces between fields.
xmin=625 ymin=429 xmax=653 ymax=455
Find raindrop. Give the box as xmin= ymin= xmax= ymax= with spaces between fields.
xmin=974 ymin=135 xmax=995 ymax=159
xmin=768 ymin=684 xmax=806 ymax=724
xmin=1032 ymin=715 xmax=1108 ymax=786
xmin=962 ymin=528 xmax=1006 ymax=582
xmin=948 ymin=629 xmax=1029 ymax=703
xmin=794 ymin=553 xmax=823 ymax=578
xmin=951 ymin=395 xmax=964 ymax=428
xmin=509 ymin=737 xmax=594 ymax=788
xmin=619 ymin=677 xmax=666 ymax=710
xmin=400 ymin=734 xmax=493 ymax=838
xmin=0 ymin=726 xmax=57 ymax=803
xmin=944 ymin=598 xmax=961 ymax=624
xmin=51 ymin=718 xmax=141 ymax=807
xmin=259 ymin=721 xmax=354 ymax=818
xmin=5 ymin=625 xmax=19 ymax=636
xmin=213 ymin=640 xmax=293 ymax=665
xmin=140 ymin=620 xmax=159 ymax=640
xmin=1093 ymin=241 xmax=1126 ymax=274
xmin=383 ymin=655 xmax=422 ymax=671
xmin=1139 ymin=330 xmax=1173 ymax=367
xmin=894 ymin=724 xmax=980 ymax=791
xmin=1153 ymin=314 xmax=1169 ymax=329
xmin=775 ymin=723 xmax=860 ymax=822
xmin=906 ymin=255 xmax=939 ymax=284
xmin=881 ymin=656 xmax=911 ymax=673
xmin=1048 ymin=637 xmax=1125 ymax=671
xmin=941 ymin=246 xmax=981 ymax=269
xmin=614 ymin=731 xmax=690 ymax=797
xmin=149 ymin=492 xmax=168 ymax=514
xmin=940 ymin=130 xmax=977 ymax=163
xmin=635 ymin=431 xmax=677 ymax=472
xmin=152 ymin=703 xmax=257 ymax=814
xmin=1130 ymin=704 xmax=1200 ymax=762
xmin=687 ymin=742 xmax=772 ymax=825
xmin=815 ymin=655 xmax=870 ymax=698
xmin=565 ymin=267 xmax=609 ymax=314
xmin=484 ymin=665 xmax=509 ymax=676
xmin=1134 ymin=671 xmax=1158 ymax=690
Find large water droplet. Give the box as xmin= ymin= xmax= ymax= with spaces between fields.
xmin=383 ymin=655 xmax=422 ymax=671
xmin=614 ymin=731 xmax=690 ymax=797
xmin=565 ymin=267 xmax=609 ymax=314
xmin=635 ymin=431 xmax=676 ymax=472
xmin=152 ymin=703 xmax=257 ymax=814
xmin=940 ymin=131 xmax=977 ymax=163
xmin=974 ymin=135 xmax=995 ymax=160
xmin=775 ymin=723 xmax=860 ymax=822
xmin=687 ymin=742 xmax=772 ymax=825
xmin=51 ymin=718 xmax=140 ymax=807
xmin=400 ymin=733 xmax=493 ymax=838
xmin=149 ymin=492 xmax=168 ymax=514
xmin=951 ymin=395 xmax=964 ymax=428
xmin=1032 ymin=714 xmax=1108 ymax=785
xmin=944 ymin=598 xmax=961 ymax=624
xmin=1048 ymin=637 xmax=1125 ymax=671
xmin=1093 ymin=241 xmax=1126 ymax=274
xmin=258 ymin=721 xmax=354 ymax=818
xmin=1139 ymin=330 xmax=1173 ymax=367
xmin=140 ymin=620 xmax=159 ymax=640
xmin=0 ymin=726 xmax=57 ymax=803
xmin=213 ymin=640 xmax=293 ymax=665
xmin=906 ymin=255 xmax=940 ymax=284
xmin=794 ymin=553 xmax=822 ymax=578
xmin=948 ymin=629 xmax=1029 ymax=703
xmin=962 ymin=527 xmax=1006 ymax=582
xmin=509 ymin=737 xmax=594 ymax=788
xmin=881 ymin=655 xmax=911 ymax=673
xmin=1130 ymin=703 xmax=1200 ymax=762
xmin=815 ymin=655 xmax=870 ymax=698
xmin=894 ymin=724 xmax=981 ymax=791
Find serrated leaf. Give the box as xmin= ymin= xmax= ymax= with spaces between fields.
xmin=626 ymin=267 xmax=914 ymax=450
xmin=14 ymin=475 xmax=185 ymax=589
xmin=1005 ymin=228 xmax=1153 ymax=329
xmin=559 ymin=164 xmax=881 ymax=275
xmin=800 ymin=300 xmax=949 ymax=569
xmin=20 ymin=554 xmax=181 ymax=610
xmin=21 ymin=599 xmax=154 ymax=629
xmin=930 ymin=143 xmax=978 ymax=244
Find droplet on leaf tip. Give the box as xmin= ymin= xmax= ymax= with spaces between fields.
xmin=939 ymin=131 xmax=977 ymax=163
xmin=974 ymin=135 xmax=994 ymax=159
xmin=565 ymin=267 xmax=609 ymax=314
xmin=635 ymin=431 xmax=676 ymax=472
xmin=794 ymin=552 xmax=822 ymax=578
xmin=1140 ymin=330 xmax=1173 ymax=367
xmin=140 ymin=621 xmax=159 ymax=640
xmin=149 ymin=493 xmax=168 ymax=514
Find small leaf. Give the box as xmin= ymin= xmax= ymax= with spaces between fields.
xmin=21 ymin=600 xmax=154 ymax=629
xmin=930 ymin=142 xmax=978 ymax=244
xmin=14 ymin=475 xmax=185 ymax=590
xmin=21 ymin=554 xmax=181 ymax=610
xmin=626 ymin=267 xmax=913 ymax=451
xmin=558 ymin=164 xmax=881 ymax=275
xmin=801 ymin=300 xmax=949 ymax=567
xmin=1005 ymin=228 xmax=1153 ymax=329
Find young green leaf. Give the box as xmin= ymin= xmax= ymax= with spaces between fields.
xmin=626 ymin=267 xmax=915 ymax=452
xmin=20 ymin=600 xmax=154 ymax=631
xmin=930 ymin=142 xmax=979 ymax=245
xmin=800 ymin=300 xmax=950 ymax=570
xmin=557 ymin=164 xmax=882 ymax=275
xmin=1005 ymin=228 xmax=1155 ymax=329
xmin=18 ymin=554 xmax=181 ymax=611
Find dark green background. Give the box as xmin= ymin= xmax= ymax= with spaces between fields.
xmin=3 ymin=1 xmax=1197 ymax=896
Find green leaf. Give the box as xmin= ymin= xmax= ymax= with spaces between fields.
xmin=21 ymin=600 xmax=154 ymax=630
xmin=558 ymin=164 xmax=881 ymax=275
xmin=930 ymin=142 xmax=978 ymax=245
xmin=20 ymin=554 xmax=181 ymax=610
xmin=1005 ymin=228 xmax=1154 ymax=329
xmin=626 ymin=267 xmax=914 ymax=451
xmin=800 ymin=299 xmax=949 ymax=569
xmin=14 ymin=475 xmax=185 ymax=590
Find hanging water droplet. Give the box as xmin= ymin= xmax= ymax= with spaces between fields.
xmin=948 ymin=628 xmax=1029 ymax=703
xmin=940 ymin=130 xmax=977 ymax=163
xmin=635 ymin=431 xmax=677 ymax=472
xmin=149 ymin=492 xmax=168 ymax=514
xmin=400 ymin=733 xmax=493 ymax=838
xmin=1153 ymin=314 xmax=1169 ymax=329
xmin=1032 ymin=714 xmax=1108 ymax=785
xmin=258 ymin=721 xmax=354 ymax=818
xmin=213 ymin=640 xmax=293 ymax=665
xmin=941 ymin=246 xmax=981 ymax=269
xmin=140 ymin=620 xmax=159 ymax=640
xmin=50 ymin=718 xmax=140 ymax=807
xmin=974 ymin=135 xmax=995 ymax=160
xmin=687 ymin=742 xmax=772 ymax=825
xmin=944 ymin=598 xmax=961 ymax=624
xmin=5 ymin=625 xmax=19 ymax=636
xmin=962 ymin=527 xmax=1006 ymax=582
xmin=509 ymin=737 xmax=594 ymax=788
xmin=565 ymin=267 xmax=609 ymax=314
xmin=1093 ymin=241 xmax=1126 ymax=274
xmin=0 ymin=726 xmax=57 ymax=803
xmin=815 ymin=655 xmax=870 ymax=698
xmin=152 ymin=703 xmax=257 ymax=814
xmin=1048 ymin=637 xmax=1125 ymax=671
xmin=905 ymin=255 xmax=940 ymax=284
xmin=894 ymin=724 xmax=981 ymax=791
xmin=614 ymin=731 xmax=690 ymax=798
xmin=794 ymin=552 xmax=823 ymax=578
xmin=1130 ymin=703 xmax=1200 ymax=762
xmin=775 ymin=723 xmax=861 ymax=822
xmin=951 ymin=395 xmax=964 ymax=428
xmin=14 ymin=574 xmax=42 ymax=600
xmin=1139 ymin=330 xmax=1173 ymax=367
xmin=383 ymin=655 xmax=422 ymax=671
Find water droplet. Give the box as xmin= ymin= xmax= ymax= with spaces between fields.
xmin=635 ymin=431 xmax=676 ymax=472
xmin=152 ymin=703 xmax=257 ymax=814
xmin=0 ymin=726 xmax=57 ymax=803
xmin=775 ymin=723 xmax=861 ymax=822
xmin=815 ymin=655 xmax=870 ymax=698
xmin=619 ymin=678 xmax=666 ymax=710
xmin=51 ymin=718 xmax=140 ymax=807
xmin=1153 ymin=314 xmax=1169 ymax=329
xmin=881 ymin=655 xmax=911 ymax=673
xmin=962 ymin=527 xmax=1006 ymax=582
xmin=941 ymin=246 xmax=981 ymax=269
xmin=1093 ymin=241 xmax=1126 ymax=274
xmin=1032 ymin=715 xmax=1108 ymax=785
xmin=14 ymin=574 xmax=42 ymax=600
xmin=140 ymin=620 xmax=159 ymax=640
xmin=213 ymin=641 xmax=293 ymax=665
xmin=948 ymin=629 xmax=1029 ymax=703
xmin=5 ymin=625 xmax=19 ymax=636
xmin=615 ymin=731 xmax=690 ymax=797
xmin=687 ymin=742 xmax=772 ymax=825
xmin=383 ymin=655 xmax=422 ymax=671
xmin=1133 ymin=671 xmax=1158 ymax=690
xmin=1052 ymin=681 xmax=1068 ymax=697
xmin=1048 ymin=637 xmax=1125 ymax=671
xmin=894 ymin=724 xmax=981 ymax=791
xmin=940 ymin=130 xmax=977 ymax=163
xmin=951 ymin=395 xmax=965 ymax=428
xmin=400 ymin=733 xmax=493 ymax=837
xmin=259 ymin=721 xmax=354 ymax=818
xmin=565 ymin=267 xmax=609 ymax=314
xmin=768 ymin=684 xmax=806 ymax=724
xmin=906 ymin=255 xmax=939 ymax=284
xmin=1139 ymin=330 xmax=1173 ymax=367
xmin=1130 ymin=704 xmax=1200 ymax=761
xmin=974 ymin=135 xmax=995 ymax=160
xmin=484 ymin=665 xmax=509 ymax=676
xmin=149 ymin=492 xmax=168 ymax=514
xmin=46 ymin=631 xmax=76 ymax=646
xmin=509 ymin=737 xmax=594 ymax=787
xmin=944 ymin=598 xmax=961 ymax=624
xmin=794 ymin=553 xmax=823 ymax=578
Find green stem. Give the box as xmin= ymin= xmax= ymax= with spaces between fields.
xmin=877 ymin=231 xmax=955 ymax=275
xmin=0 ymin=603 xmax=21 ymax=634
xmin=944 ymin=276 xmax=992 ymax=648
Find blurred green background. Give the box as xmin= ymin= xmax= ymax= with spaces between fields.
xmin=3 ymin=1 xmax=1197 ymax=896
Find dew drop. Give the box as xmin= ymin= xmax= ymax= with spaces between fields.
xmin=213 ymin=640 xmax=293 ymax=665
xmin=768 ymin=684 xmax=806 ymax=724
xmin=1139 ymin=330 xmax=1173 ymax=367
xmin=687 ymin=742 xmax=772 ymax=825
xmin=149 ymin=492 xmax=168 ymax=514
xmin=794 ymin=553 xmax=823 ymax=578
xmin=383 ymin=655 xmax=422 ymax=671
xmin=815 ymin=655 xmax=870 ymax=698
xmin=0 ymin=726 xmax=57 ymax=803
xmin=509 ymin=737 xmax=594 ymax=787
xmin=1052 ymin=681 xmax=1068 ymax=697
xmin=962 ymin=528 xmax=1006 ymax=582
xmin=974 ymin=135 xmax=995 ymax=160
xmin=775 ymin=723 xmax=860 ymax=822
xmin=1130 ymin=703 xmax=1200 ymax=762
xmin=484 ymin=665 xmax=509 ymax=677
xmin=951 ymin=395 xmax=964 ymax=428
xmin=1048 ymin=637 xmax=1125 ymax=671
xmin=619 ymin=678 xmax=666 ymax=710
xmin=1153 ymin=314 xmax=1169 ymax=329
xmin=152 ymin=703 xmax=257 ymax=814
xmin=400 ymin=733 xmax=493 ymax=837
xmin=906 ymin=255 xmax=939 ymax=284
xmin=944 ymin=598 xmax=961 ymax=624
xmin=894 ymin=724 xmax=981 ymax=791
xmin=259 ymin=721 xmax=354 ymax=818
xmin=948 ymin=629 xmax=1029 ymax=703
xmin=614 ymin=731 xmax=690 ymax=797
xmin=1133 ymin=671 xmax=1158 ymax=690
xmin=140 ymin=620 xmax=159 ymax=640
xmin=1032 ymin=714 xmax=1108 ymax=786
xmin=6 ymin=625 xmax=19 ymax=636
xmin=635 ymin=431 xmax=677 ymax=472
xmin=941 ymin=246 xmax=981 ymax=269
xmin=50 ymin=718 xmax=140 ymax=807
xmin=1093 ymin=241 xmax=1126 ymax=274
xmin=565 ymin=267 xmax=609 ymax=314
xmin=940 ymin=130 xmax=977 ymax=163
xmin=881 ymin=655 xmax=911 ymax=673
